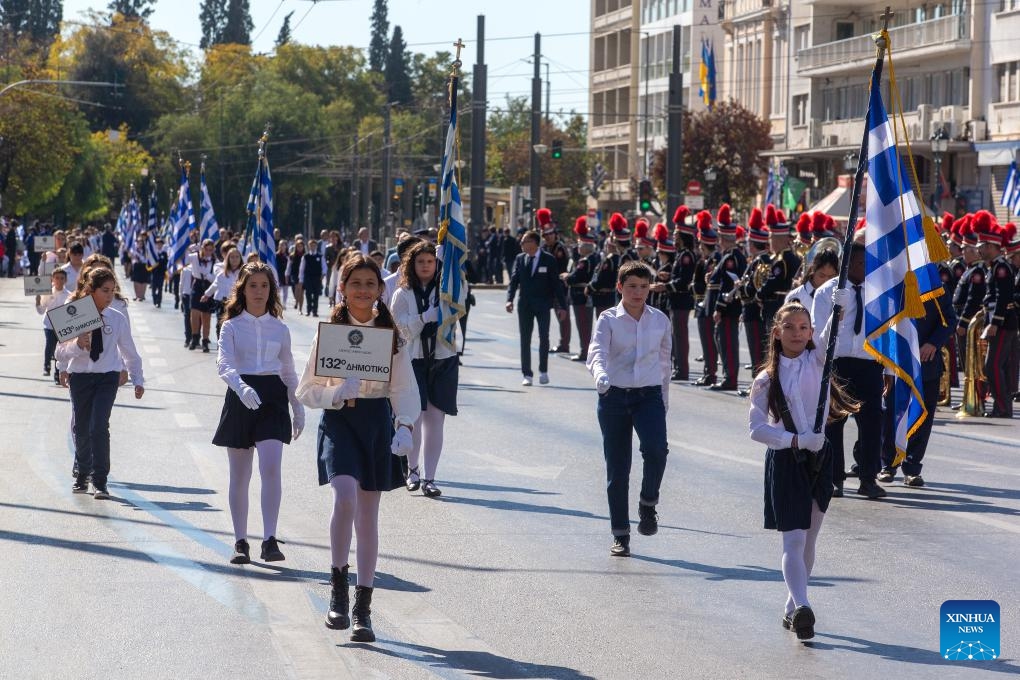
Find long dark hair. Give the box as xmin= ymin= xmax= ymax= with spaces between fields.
xmin=398 ymin=241 xmax=438 ymax=291
xmin=223 ymin=262 xmax=283 ymax=321
xmin=330 ymin=253 xmax=401 ymax=354
xmin=70 ymin=266 xmax=116 ymax=302
xmin=764 ymin=302 xmax=858 ymax=424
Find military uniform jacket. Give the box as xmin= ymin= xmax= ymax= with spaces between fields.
xmin=951 ymin=258 xmax=972 ymax=314
xmin=667 ymin=248 xmax=696 ymax=310
xmin=711 ymin=248 xmax=747 ymax=318
xmin=957 ymin=263 xmax=987 ymax=330
xmin=546 ymin=240 xmax=570 ymax=276
xmin=945 ymin=256 xmax=966 ymax=301
xmin=693 ymin=252 xmax=719 ymax=318
xmin=757 ymin=249 xmax=801 ymax=307
xmin=588 ymin=250 xmax=618 ymax=309
xmin=983 ymin=257 xmax=1018 ymax=330
xmin=565 ymin=250 xmax=597 ymax=306
xmin=738 ymin=251 xmax=771 ymax=323
xmin=652 ymin=255 xmax=676 ymax=313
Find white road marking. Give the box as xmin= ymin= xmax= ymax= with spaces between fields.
xmin=156 ymin=374 xmax=176 ymax=386
xmin=174 ymin=412 xmax=201 ymax=428
xmin=143 ymin=345 xmax=161 ymax=354
xmin=149 ymin=357 xmax=167 ymax=367
xmin=460 ymin=449 xmax=564 ymax=480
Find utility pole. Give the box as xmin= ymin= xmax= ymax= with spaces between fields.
xmin=544 ymin=61 xmax=550 ymax=126
xmin=643 ymin=32 xmax=651 ymax=179
xmin=350 ymin=133 xmax=360 ymax=232
xmin=529 ymin=32 xmax=541 ymax=224
xmin=382 ymin=101 xmax=392 ymax=242
xmin=470 ymin=15 xmax=487 ymax=234
xmin=666 ymin=24 xmax=684 ymax=223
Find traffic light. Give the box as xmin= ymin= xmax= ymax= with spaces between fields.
xmin=521 ymin=197 xmax=534 ymax=214
xmin=638 ymin=179 xmax=653 ymax=212
xmin=551 ymin=139 xmax=563 ymax=160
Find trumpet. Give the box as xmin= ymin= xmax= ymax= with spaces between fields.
xmin=956 ymin=310 xmax=988 ymax=418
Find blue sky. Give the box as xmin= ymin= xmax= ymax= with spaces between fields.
xmin=61 ymin=0 xmax=591 ymax=121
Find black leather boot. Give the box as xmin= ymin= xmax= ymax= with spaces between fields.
xmin=325 ymin=565 xmax=350 ymax=630
xmin=188 ymin=334 xmax=199 ymax=350
xmin=350 ymin=585 xmax=375 ymax=642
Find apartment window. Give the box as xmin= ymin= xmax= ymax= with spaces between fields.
xmin=593 ymin=91 xmax=605 ymax=127
xmin=607 ymin=32 xmax=619 ymax=69
xmin=620 ymin=28 xmax=631 ymax=66
xmin=835 ymin=22 xmax=854 ymax=41
xmin=792 ymin=94 xmax=808 ymax=126
xmin=1002 ymin=0 xmax=1020 ymax=10
xmin=794 ymin=25 xmax=810 ymax=53
xmin=595 ymin=36 xmax=606 ymax=72
xmin=997 ymin=62 xmax=1020 ymax=102
xmin=595 ymin=0 xmax=606 ymax=16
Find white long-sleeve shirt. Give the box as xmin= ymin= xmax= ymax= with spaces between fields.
xmin=217 ymin=311 xmax=299 ymax=401
xmin=748 ymin=348 xmax=829 ymax=450
xmin=785 ymin=280 xmax=817 ymax=309
xmin=37 ymin=288 xmax=70 ymax=330
xmin=390 ymin=286 xmax=456 ymax=361
xmin=204 ymin=268 xmax=240 ymax=301
xmin=586 ymin=302 xmax=672 ymax=408
xmin=186 ymin=252 xmax=215 ymax=284
xmin=810 ymin=277 xmax=873 ymax=361
xmin=295 ymin=314 xmax=420 ymax=428
xmin=54 ymin=305 xmax=143 ymax=386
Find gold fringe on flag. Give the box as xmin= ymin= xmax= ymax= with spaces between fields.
xmin=902 ymin=270 xmax=926 ymax=318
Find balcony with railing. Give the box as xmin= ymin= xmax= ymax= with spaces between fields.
xmin=797 ymin=14 xmax=968 ymax=75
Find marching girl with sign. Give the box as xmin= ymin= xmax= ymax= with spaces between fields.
xmin=391 ymin=240 xmax=458 ymax=498
xmin=187 ymin=239 xmax=218 ymax=352
xmin=213 ymin=262 xmax=303 ymax=565
xmin=55 ymin=267 xmax=145 ymax=500
xmin=296 ymin=253 xmax=419 ymax=643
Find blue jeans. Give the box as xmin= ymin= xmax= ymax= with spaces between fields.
xmin=69 ymin=372 xmax=120 ymax=486
xmin=596 ymin=386 xmax=669 ymax=536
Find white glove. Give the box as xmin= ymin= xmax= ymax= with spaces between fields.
xmin=797 ymin=431 xmax=826 ymax=453
xmin=291 ymin=402 xmax=305 ymax=440
xmin=391 ymin=426 xmax=413 ymax=456
xmin=237 ymin=383 xmax=262 ymax=410
xmin=421 ymin=306 xmax=439 ymax=323
xmin=832 ymin=287 xmax=854 ymax=309
xmin=331 ymin=378 xmax=362 ymax=406
xmin=596 ymin=374 xmax=611 ymax=394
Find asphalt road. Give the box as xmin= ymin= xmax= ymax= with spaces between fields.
xmin=1 ymin=278 xmax=1018 ymax=680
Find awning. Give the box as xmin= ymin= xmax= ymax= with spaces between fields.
xmin=809 ymin=185 xmax=851 ymax=222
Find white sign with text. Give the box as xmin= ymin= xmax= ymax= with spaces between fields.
xmin=314 ymin=322 xmax=395 ymax=382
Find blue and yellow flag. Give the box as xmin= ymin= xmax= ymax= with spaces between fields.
xmin=699 ymin=38 xmax=716 ymax=109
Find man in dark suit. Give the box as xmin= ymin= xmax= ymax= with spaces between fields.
xmin=101 ymin=224 xmax=119 ymax=261
xmin=506 ymin=230 xmax=567 ymax=386
xmin=354 ymin=227 xmax=378 ymax=257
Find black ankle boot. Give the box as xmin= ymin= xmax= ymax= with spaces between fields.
xmin=202 ymin=338 xmax=210 ymax=353
xmin=188 ymin=334 xmax=199 ymax=350
xmin=350 ymin=586 xmax=375 ymax=642
xmin=325 ymin=565 xmax=350 ymax=630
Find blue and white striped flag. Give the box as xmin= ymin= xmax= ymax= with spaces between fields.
xmin=436 ymin=87 xmax=468 ymax=353
xmin=168 ymin=167 xmax=196 ymax=266
xmin=199 ymin=170 xmax=220 ymax=243
xmin=245 ymin=150 xmax=276 ymax=268
xmin=121 ymin=192 xmax=142 ymax=256
xmin=764 ymin=167 xmax=776 ymax=208
xmin=862 ymin=70 xmax=943 ymax=465
xmin=147 ymin=192 xmax=158 ymax=234
xmin=1001 ymin=160 xmax=1018 ymax=208
xmin=144 ymin=230 xmax=159 ymax=267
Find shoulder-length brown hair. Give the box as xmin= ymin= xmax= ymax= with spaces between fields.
xmin=223 ymin=262 xmax=284 ymax=320
xmin=398 ymin=241 xmax=438 ymax=290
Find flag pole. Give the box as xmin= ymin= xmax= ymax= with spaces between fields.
xmin=812 ymin=8 xmax=893 ymax=434
xmin=438 ymin=39 xmax=464 ymax=244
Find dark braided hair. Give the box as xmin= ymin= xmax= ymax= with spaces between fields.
xmin=330 ymin=253 xmax=402 ymax=354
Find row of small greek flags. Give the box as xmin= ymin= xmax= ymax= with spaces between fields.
xmin=862 ymin=66 xmax=942 ymax=465
xmin=1000 ymin=161 xmax=1020 ymax=216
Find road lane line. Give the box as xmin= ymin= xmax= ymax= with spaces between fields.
xmin=174 ymin=413 xmax=201 ymax=428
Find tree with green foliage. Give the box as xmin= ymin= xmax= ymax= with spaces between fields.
xmin=107 ymin=0 xmax=153 ymax=20
xmin=199 ymin=0 xmax=226 ymax=49
xmin=221 ymin=0 xmax=252 ymax=46
xmin=385 ymin=26 xmax=411 ymax=105
xmin=275 ymin=11 xmax=293 ymax=48
xmin=368 ymin=0 xmax=388 ymax=72
xmin=1 ymin=0 xmax=62 ymax=44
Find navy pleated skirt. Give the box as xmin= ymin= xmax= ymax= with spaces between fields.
xmin=763 ymin=444 xmax=833 ymax=531
xmin=212 ymin=374 xmax=292 ymax=449
xmin=411 ymin=356 xmax=459 ymax=416
xmin=316 ymin=397 xmax=404 ymax=491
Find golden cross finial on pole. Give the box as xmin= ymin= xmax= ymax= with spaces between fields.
xmin=880 ymin=6 xmax=893 ymax=30
xmin=451 ymin=38 xmax=465 ymax=72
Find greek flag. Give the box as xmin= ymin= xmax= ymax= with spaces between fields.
xmin=147 ymin=193 xmax=158 ymax=234
xmin=862 ymin=70 xmax=942 ymax=465
xmin=436 ymin=88 xmax=468 ymax=353
xmin=168 ymin=167 xmax=195 ymax=266
xmin=122 ymin=192 xmax=142 ymax=256
xmin=144 ymin=230 xmax=159 ymax=268
xmin=245 ymin=151 xmax=276 ymax=268
xmin=1002 ymin=160 xmax=1017 ymax=208
xmin=764 ymin=167 xmax=776 ymax=207
xmin=199 ymin=170 xmax=220 ymax=243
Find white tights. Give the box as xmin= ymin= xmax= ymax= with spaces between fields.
xmin=227 ymin=440 xmax=284 ymax=541
xmin=407 ymin=404 xmax=446 ymax=480
xmin=329 ymin=475 xmax=381 ymax=587
xmin=781 ymin=501 xmax=825 ymax=615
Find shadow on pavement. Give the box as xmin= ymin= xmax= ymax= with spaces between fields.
xmin=921 ymin=481 xmax=1020 ymax=502
xmin=150 ymin=500 xmax=219 ymax=512
xmin=359 ymin=640 xmax=597 ymax=679
xmin=0 ymin=390 xmax=161 ymax=410
xmin=439 ymin=495 xmax=606 ymax=521
xmin=439 ymin=480 xmax=558 ymax=495
xmin=630 ymin=553 xmax=870 ymax=586
xmin=811 ymin=632 xmax=1020 ymax=674
xmin=879 ymin=490 xmax=1020 ymax=518
xmin=113 ymin=481 xmax=216 ymax=495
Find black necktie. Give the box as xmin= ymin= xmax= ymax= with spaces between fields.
xmin=852 ymin=284 xmax=863 ymax=335
xmin=90 ymin=327 xmax=103 ymax=362
xmin=526 ymin=255 xmax=534 ymax=274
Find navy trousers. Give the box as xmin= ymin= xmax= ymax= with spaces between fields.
xmin=882 ymin=377 xmax=939 ymax=476
xmin=597 ymin=386 xmax=669 ymax=536
xmin=826 ymin=357 xmax=884 ymax=483
xmin=517 ymin=302 xmax=551 ymax=377
xmin=69 ymin=372 xmax=120 ymax=486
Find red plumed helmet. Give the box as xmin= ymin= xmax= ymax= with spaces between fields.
xmin=795 ymin=213 xmax=812 ymax=236
xmin=653 ymin=223 xmax=670 ymax=242
xmin=634 ymin=218 xmax=650 ymax=239
xmin=823 ymin=214 xmax=836 ymax=231
xmin=735 ymin=225 xmax=746 ymax=241
xmin=673 ymin=205 xmax=690 ymax=226
xmin=764 ymin=204 xmax=778 ymax=228
xmin=972 ymin=210 xmax=994 ymax=235
xmin=748 ymin=207 xmax=764 ymax=231
xmin=776 ymin=209 xmax=788 ymax=224
xmin=958 ymin=213 xmax=974 ymax=237
xmin=696 ymin=210 xmax=713 ymax=232
xmin=1001 ymin=221 xmax=1018 ymax=244
xmin=941 ymin=212 xmax=954 ymax=234
xmin=573 ymin=215 xmax=588 ymax=236
xmin=536 ymin=207 xmax=552 ymax=227
xmin=608 ymin=212 xmax=628 ymax=233
xmin=716 ymin=203 xmax=732 ymax=225
xmin=811 ymin=211 xmax=827 ymax=234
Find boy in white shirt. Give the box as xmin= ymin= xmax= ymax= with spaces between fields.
xmin=36 ymin=268 xmax=69 ymax=383
xmin=587 ymin=261 xmax=673 ymax=557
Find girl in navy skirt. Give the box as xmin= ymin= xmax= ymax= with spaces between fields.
xmin=748 ymin=302 xmax=857 ymax=641
xmin=391 ymin=241 xmax=459 ymax=498
xmin=296 ymin=254 xmax=420 ymax=643
xmin=213 ymin=262 xmax=304 ymax=565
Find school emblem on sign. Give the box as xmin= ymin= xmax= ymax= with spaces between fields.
xmin=66 ymin=304 xmax=78 ymax=316
xmin=347 ymin=329 xmax=364 ymax=347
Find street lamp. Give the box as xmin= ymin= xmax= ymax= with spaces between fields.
xmin=843 ymin=151 xmax=858 ymax=173
xmin=533 ymin=143 xmax=548 ymax=155
xmin=930 ymin=125 xmax=950 ymax=212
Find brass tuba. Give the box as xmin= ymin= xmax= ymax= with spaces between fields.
xmin=956 ymin=310 xmax=988 ymax=418
xmin=938 ymin=347 xmax=951 ymax=406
